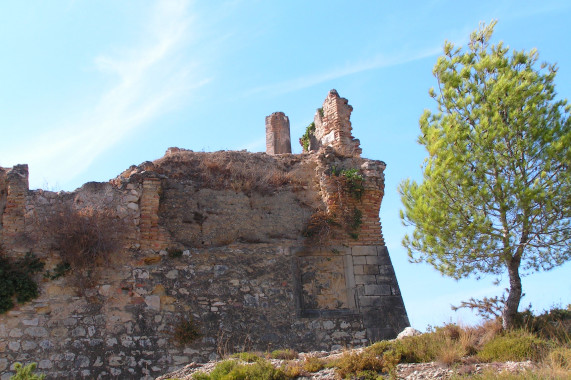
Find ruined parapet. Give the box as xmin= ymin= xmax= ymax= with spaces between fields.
xmin=312 ymin=90 xmax=362 ymax=157
xmin=140 ymin=177 xmax=170 ymax=251
xmin=0 ymin=164 xmax=29 ymax=253
xmin=316 ymin=148 xmax=385 ymax=246
xmin=265 ymin=112 xmax=292 ymax=155
xmin=358 ymin=160 xmax=387 ymax=245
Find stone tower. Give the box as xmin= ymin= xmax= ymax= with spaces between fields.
xmin=310 ymin=89 xmax=362 ymax=157
xmin=265 ymin=111 xmax=292 ymax=155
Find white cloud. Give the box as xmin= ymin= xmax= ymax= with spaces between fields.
xmin=245 ymin=45 xmax=442 ymax=97
xmin=3 ymin=0 xmax=210 ymax=189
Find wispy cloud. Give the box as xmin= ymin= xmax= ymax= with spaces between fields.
xmin=245 ymin=45 xmax=441 ymax=97
xmin=4 ymin=0 xmax=210 ymax=189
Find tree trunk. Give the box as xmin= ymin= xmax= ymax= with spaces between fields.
xmin=502 ymin=258 xmax=522 ymax=330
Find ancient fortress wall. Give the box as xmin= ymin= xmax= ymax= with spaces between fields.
xmin=0 ymin=91 xmax=409 ymax=379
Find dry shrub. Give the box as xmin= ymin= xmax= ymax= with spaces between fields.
xmin=171 ymin=315 xmax=202 ymax=346
xmin=546 ymin=347 xmax=571 ymax=371
xmin=45 ymin=204 xmax=124 ymax=269
xmin=302 ymin=211 xmax=335 ymax=245
xmin=43 ymin=204 xmax=125 ymax=291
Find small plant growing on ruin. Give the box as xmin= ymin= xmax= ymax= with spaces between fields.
xmin=300 ymin=122 xmax=315 ymax=151
xmin=167 ymin=248 xmax=183 ymax=258
xmin=172 ymin=315 xmax=202 ymax=346
xmin=340 ymin=168 xmax=364 ymax=200
xmin=9 ymin=362 xmax=45 ymax=380
xmin=317 ymin=107 xmax=324 ymax=118
xmin=0 ymin=250 xmax=44 ymax=314
xmin=303 ymin=211 xmax=336 ymax=245
xmin=349 ymin=207 xmax=362 ymax=230
xmin=43 ymin=262 xmax=71 ymax=280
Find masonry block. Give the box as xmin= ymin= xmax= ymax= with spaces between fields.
xmin=364 ymin=284 xmax=391 ymax=296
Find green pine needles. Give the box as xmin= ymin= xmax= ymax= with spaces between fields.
xmin=399 ymin=20 xmax=571 ymax=329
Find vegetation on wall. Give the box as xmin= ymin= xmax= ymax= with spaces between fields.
xmin=154 ymin=151 xmax=299 ymax=195
xmin=302 ymin=210 xmax=336 ymax=245
xmin=304 ymin=166 xmax=366 ymax=244
xmin=340 ymin=168 xmax=364 ymax=200
xmin=0 ymin=250 xmax=44 ymax=314
xmin=9 ymin=362 xmax=45 ymax=380
xmin=299 ymin=122 xmax=315 ymax=151
xmin=41 ymin=204 xmax=125 ymax=291
xmin=171 ymin=315 xmax=202 ymax=346
xmin=44 ymin=205 xmax=124 ymax=270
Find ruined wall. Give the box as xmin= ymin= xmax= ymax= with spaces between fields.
xmin=265 ymin=112 xmax=292 ymax=155
xmin=0 ymin=91 xmax=409 ymax=380
xmin=0 ymin=165 xmax=29 ymax=254
xmin=310 ymin=90 xmax=362 ymax=157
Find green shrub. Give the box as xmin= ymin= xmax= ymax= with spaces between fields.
xmin=231 ymin=352 xmax=262 ymax=363
xmin=167 ymin=248 xmax=184 ymax=258
xmin=270 ymin=349 xmax=298 ymax=360
xmin=478 ymin=331 xmax=549 ymax=362
xmin=43 ymin=262 xmax=71 ymax=280
xmin=10 ymin=362 xmax=45 ymax=380
xmin=341 ymin=168 xmax=364 ymax=200
xmin=0 ymin=252 xmax=44 ymax=314
xmin=300 ymin=122 xmax=316 ymax=151
xmin=207 ymin=360 xmax=237 ymax=380
xmin=223 ymin=361 xmax=287 ymax=380
xmin=194 ymin=359 xmax=287 ymax=380
xmin=333 ymin=350 xmax=386 ymax=379
xmin=514 ymin=306 xmax=571 ymax=343
xmin=301 ymin=356 xmax=324 ymax=372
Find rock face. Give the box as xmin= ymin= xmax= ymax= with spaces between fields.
xmin=0 ymin=91 xmax=409 ymax=379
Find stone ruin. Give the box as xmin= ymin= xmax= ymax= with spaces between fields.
xmin=0 ymin=90 xmax=409 ymax=379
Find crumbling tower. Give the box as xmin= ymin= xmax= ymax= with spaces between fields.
xmin=0 ymin=164 xmax=29 ymax=254
xmin=265 ymin=112 xmax=292 ymax=155
xmin=311 ymin=89 xmax=362 ymax=157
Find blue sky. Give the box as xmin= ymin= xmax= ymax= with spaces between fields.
xmin=1 ymin=0 xmax=570 ymax=331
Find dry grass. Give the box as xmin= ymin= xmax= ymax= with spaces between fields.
xmin=153 ymin=150 xmax=304 ymax=195
xmin=302 ymin=210 xmax=335 ymax=245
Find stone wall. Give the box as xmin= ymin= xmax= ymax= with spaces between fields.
xmin=0 ymin=91 xmax=409 ymax=379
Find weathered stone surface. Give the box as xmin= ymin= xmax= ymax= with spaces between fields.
xmin=0 ymin=91 xmax=409 ymax=379
xmin=266 ymin=112 xmax=292 ymax=155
